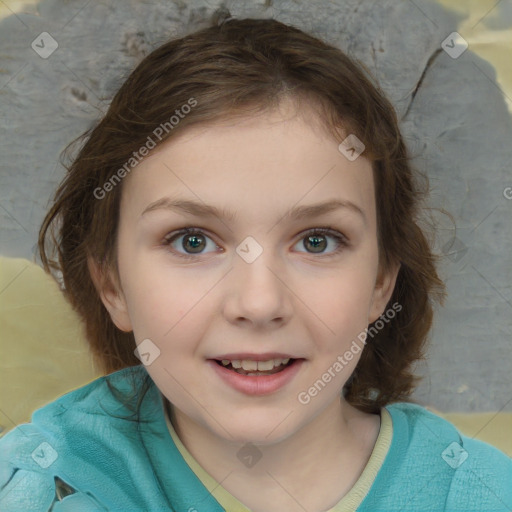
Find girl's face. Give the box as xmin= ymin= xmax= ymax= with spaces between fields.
xmin=94 ymin=101 xmax=398 ymax=444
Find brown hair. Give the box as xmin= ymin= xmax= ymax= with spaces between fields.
xmin=38 ymin=13 xmax=446 ymax=413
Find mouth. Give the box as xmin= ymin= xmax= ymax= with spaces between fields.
xmin=208 ymin=355 xmax=305 ymax=395
xmin=214 ymin=357 xmax=295 ymax=376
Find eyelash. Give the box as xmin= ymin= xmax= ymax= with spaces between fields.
xmin=161 ymin=226 xmax=348 ymax=261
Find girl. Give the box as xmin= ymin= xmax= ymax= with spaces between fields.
xmin=1 ymin=12 xmax=510 ymax=512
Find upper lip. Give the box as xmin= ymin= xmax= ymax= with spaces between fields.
xmin=211 ymin=352 xmax=298 ymax=361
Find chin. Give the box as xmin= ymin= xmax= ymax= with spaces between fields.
xmin=212 ymin=412 xmax=300 ymax=446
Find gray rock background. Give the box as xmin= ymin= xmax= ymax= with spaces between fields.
xmin=0 ymin=0 xmax=511 ymax=412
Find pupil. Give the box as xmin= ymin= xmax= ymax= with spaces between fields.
xmin=185 ymin=234 xmax=205 ymax=253
xmin=306 ymin=235 xmax=326 ymax=253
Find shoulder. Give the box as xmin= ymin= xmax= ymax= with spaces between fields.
xmin=380 ymin=402 xmax=512 ymax=510
xmin=0 ymin=365 xmax=153 ymax=510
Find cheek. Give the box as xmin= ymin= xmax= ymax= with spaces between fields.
xmin=118 ymin=253 xmax=215 ymax=342
xmin=297 ymin=260 xmax=378 ymax=366
xmin=301 ymin=256 xmax=377 ymax=323
xmin=115 ymin=246 xmax=172 ymax=336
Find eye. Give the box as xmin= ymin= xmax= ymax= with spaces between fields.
xmin=162 ymin=228 xmax=220 ymax=260
xmin=293 ymin=227 xmax=348 ymax=256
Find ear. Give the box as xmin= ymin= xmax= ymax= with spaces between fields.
xmin=87 ymin=256 xmax=133 ymax=332
xmin=368 ymin=261 xmax=400 ymax=324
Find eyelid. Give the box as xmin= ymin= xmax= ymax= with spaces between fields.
xmin=162 ymin=227 xmax=217 ymax=245
xmin=297 ymin=226 xmax=348 ymax=243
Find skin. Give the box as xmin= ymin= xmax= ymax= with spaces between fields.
xmin=90 ymin=99 xmax=400 ymax=512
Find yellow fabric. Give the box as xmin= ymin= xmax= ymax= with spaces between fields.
xmin=435 ymin=0 xmax=512 ymax=115
xmin=0 ymin=257 xmax=100 ymax=437
xmin=429 ymin=408 xmax=512 ymax=458
xmin=329 ymin=408 xmax=392 ymax=512
xmin=164 ymin=401 xmax=251 ymax=512
xmin=164 ymin=402 xmax=393 ymax=512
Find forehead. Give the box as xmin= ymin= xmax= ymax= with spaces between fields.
xmin=120 ymin=105 xmax=376 ymax=228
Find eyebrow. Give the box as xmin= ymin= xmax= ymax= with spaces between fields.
xmin=140 ymin=197 xmax=366 ymax=225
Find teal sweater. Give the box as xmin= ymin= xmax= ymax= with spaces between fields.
xmin=0 ymin=365 xmax=510 ymax=511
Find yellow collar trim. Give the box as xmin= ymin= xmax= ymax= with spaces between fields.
xmin=164 ymin=402 xmax=393 ymax=512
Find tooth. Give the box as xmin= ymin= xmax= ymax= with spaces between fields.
xmin=241 ymin=359 xmax=258 ymax=371
xmin=231 ymin=360 xmax=242 ymax=368
xmin=221 ymin=360 xmax=230 ymax=366
xmin=282 ymin=358 xmax=290 ymax=365
xmin=257 ymin=360 xmax=275 ymax=371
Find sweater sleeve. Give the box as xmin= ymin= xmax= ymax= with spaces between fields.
xmin=444 ymin=435 xmax=512 ymax=512
xmin=0 ymin=425 xmax=57 ymax=511
xmin=0 ymin=369 xmax=170 ymax=511
xmin=0 ymin=420 xmax=110 ymax=512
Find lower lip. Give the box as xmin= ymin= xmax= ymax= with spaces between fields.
xmin=208 ymin=359 xmax=304 ymax=396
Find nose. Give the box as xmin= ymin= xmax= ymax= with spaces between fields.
xmin=223 ymin=242 xmax=293 ymax=329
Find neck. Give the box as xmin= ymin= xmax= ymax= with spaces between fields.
xmin=166 ymin=398 xmax=381 ymax=512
